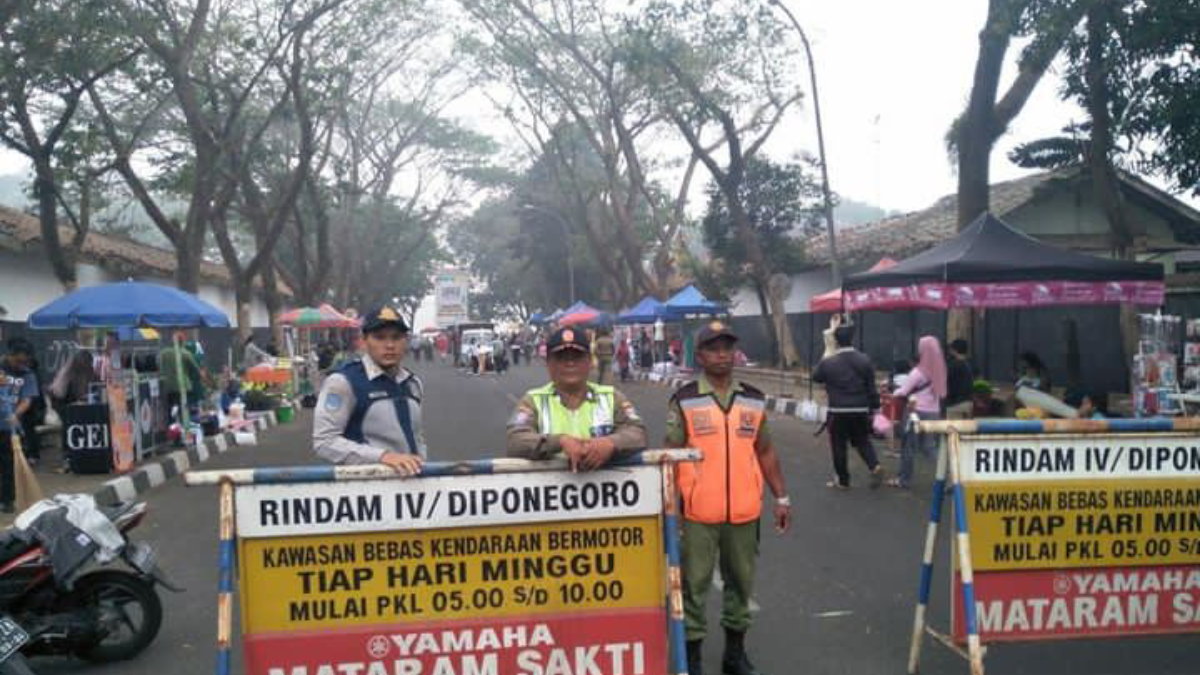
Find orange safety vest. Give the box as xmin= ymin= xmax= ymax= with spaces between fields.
xmin=673 ymin=382 xmax=766 ymax=524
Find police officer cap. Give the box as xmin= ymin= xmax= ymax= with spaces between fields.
xmin=695 ymin=320 xmax=738 ymax=347
xmin=547 ymin=327 xmax=590 ymax=354
xmin=361 ymin=306 xmax=410 ymax=334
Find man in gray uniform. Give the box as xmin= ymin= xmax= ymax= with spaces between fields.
xmin=313 ymin=306 xmax=425 ymax=475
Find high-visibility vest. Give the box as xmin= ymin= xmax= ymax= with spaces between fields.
xmin=528 ymin=382 xmax=615 ymax=439
xmin=673 ymin=382 xmax=766 ymax=524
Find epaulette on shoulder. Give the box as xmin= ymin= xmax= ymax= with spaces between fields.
xmin=670 ymin=380 xmax=701 ymax=402
xmin=737 ymin=382 xmax=766 ymax=399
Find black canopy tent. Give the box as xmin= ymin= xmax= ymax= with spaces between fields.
xmin=841 ymin=213 xmax=1164 ymax=312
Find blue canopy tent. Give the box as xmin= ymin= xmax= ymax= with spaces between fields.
xmin=661 ymin=285 xmax=727 ymax=369
xmin=663 ymin=285 xmax=727 ymax=318
xmin=28 ymin=281 xmax=231 ymax=428
xmin=616 ymin=296 xmax=667 ymax=324
xmin=29 ymin=282 xmax=231 ymax=329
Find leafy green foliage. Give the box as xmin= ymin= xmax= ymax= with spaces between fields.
xmin=1017 ymin=1 xmax=1200 ymax=194
xmin=699 ymin=156 xmax=821 ymax=297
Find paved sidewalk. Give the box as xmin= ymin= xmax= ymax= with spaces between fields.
xmin=1 ymin=410 xmax=285 ymax=527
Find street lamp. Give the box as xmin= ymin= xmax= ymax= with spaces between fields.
xmin=769 ymin=0 xmax=842 ymax=287
xmin=520 ymin=204 xmax=577 ymax=304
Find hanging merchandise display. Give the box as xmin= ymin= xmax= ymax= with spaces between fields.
xmin=1131 ymin=311 xmax=1182 ymax=417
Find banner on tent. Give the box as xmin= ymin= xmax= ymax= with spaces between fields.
xmin=844 ymin=280 xmax=1164 ymax=311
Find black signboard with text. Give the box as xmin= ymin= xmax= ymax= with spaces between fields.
xmin=61 ymin=404 xmax=113 ymax=474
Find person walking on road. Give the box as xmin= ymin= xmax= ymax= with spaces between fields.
xmin=593 ymin=329 xmax=615 ymax=384
xmin=0 ymin=339 xmax=39 ymax=512
xmin=312 ymin=306 xmax=425 ymax=475
xmin=616 ymin=337 xmax=631 ymax=382
xmin=886 ymin=336 xmax=947 ymax=489
xmin=507 ymin=327 xmax=646 ymax=470
xmin=664 ymin=321 xmax=791 ymax=675
xmin=812 ymin=322 xmax=885 ymax=490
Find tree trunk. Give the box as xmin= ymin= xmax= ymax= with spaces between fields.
xmin=753 ymin=281 xmax=778 ymax=367
xmin=768 ymin=273 xmax=799 ymax=368
xmin=950 ymin=3 xmax=1011 ymax=346
xmin=260 ymin=260 xmax=284 ymax=345
xmin=32 ymin=157 xmax=77 ymax=290
xmin=234 ymin=279 xmax=254 ymax=344
xmin=1084 ymin=1 xmax=1140 ymax=376
xmin=175 ymin=230 xmax=205 ymax=293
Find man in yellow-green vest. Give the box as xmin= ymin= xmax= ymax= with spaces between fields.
xmin=506 ymin=326 xmax=647 ymax=469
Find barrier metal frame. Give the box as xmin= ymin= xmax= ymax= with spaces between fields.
xmin=906 ymin=417 xmax=1200 ymax=675
xmin=187 ymin=449 xmax=701 ymax=675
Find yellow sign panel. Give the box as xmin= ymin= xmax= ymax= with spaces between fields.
xmin=240 ymin=516 xmax=664 ymax=632
xmin=965 ymin=479 xmax=1200 ymax=571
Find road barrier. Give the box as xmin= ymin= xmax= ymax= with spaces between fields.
xmin=188 ymin=450 xmax=700 ymax=675
xmin=908 ymin=419 xmax=1200 ymax=675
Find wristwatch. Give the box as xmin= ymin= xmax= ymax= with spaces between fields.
xmin=775 ymin=495 xmax=791 ymax=507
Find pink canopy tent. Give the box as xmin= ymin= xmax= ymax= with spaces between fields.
xmin=558 ymin=309 xmax=600 ymax=326
xmin=278 ymin=304 xmax=359 ymax=328
xmin=809 ymin=258 xmax=897 ymax=313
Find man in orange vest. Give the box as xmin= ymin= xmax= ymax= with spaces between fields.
xmin=665 ymin=321 xmax=790 ymax=675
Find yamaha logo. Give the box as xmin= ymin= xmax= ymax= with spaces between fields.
xmin=366 ymin=635 xmax=390 ymax=658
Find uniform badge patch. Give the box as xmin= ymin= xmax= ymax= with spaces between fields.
xmin=325 ymin=392 xmax=344 ymax=411
xmin=509 ymin=407 xmax=535 ymax=427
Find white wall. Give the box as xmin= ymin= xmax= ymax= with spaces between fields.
xmin=0 ymin=248 xmax=273 ymax=327
xmin=728 ymin=264 xmax=873 ymax=317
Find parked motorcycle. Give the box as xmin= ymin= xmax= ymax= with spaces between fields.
xmin=0 ymin=614 xmax=35 ymax=674
xmin=0 ymin=500 xmax=179 ymax=663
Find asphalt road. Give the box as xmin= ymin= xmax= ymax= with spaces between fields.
xmin=32 ymin=358 xmax=1200 ymax=675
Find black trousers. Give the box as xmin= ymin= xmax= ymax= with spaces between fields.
xmin=827 ymin=412 xmax=880 ymax=487
xmin=0 ymin=432 xmax=14 ymax=506
xmin=19 ymin=416 xmax=40 ymax=460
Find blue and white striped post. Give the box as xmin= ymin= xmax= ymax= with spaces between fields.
xmin=907 ymin=426 xmax=949 ymax=674
xmin=946 ymin=431 xmax=986 ymax=675
xmin=661 ymin=463 xmax=688 ymax=675
xmin=186 ymin=450 xmax=703 ymax=486
xmin=215 ymin=479 xmax=235 ymax=675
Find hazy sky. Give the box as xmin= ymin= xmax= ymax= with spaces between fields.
xmin=769 ymin=0 xmax=1085 ymax=213
xmin=0 ymin=1 xmax=1090 ymax=216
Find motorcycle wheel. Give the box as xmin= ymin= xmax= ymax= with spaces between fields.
xmin=68 ymin=571 xmax=163 ymax=663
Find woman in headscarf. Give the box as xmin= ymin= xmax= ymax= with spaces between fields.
xmin=886 ymin=336 xmax=947 ymax=488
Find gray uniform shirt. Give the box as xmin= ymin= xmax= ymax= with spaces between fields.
xmin=312 ymin=354 xmax=427 ymax=464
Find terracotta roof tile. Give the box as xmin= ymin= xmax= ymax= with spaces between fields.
xmin=0 ymin=204 xmax=292 ymax=296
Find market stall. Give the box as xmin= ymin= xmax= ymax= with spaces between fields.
xmin=841 ymin=213 xmax=1164 ymax=312
xmin=28 ymin=281 xmax=231 ymax=472
xmin=662 ymin=285 xmax=727 ymax=367
xmin=277 ymin=304 xmax=359 ymax=407
xmin=842 ymin=212 xmax=1166 ymax=415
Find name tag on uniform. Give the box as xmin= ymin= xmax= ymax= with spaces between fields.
xmin=736 ymin=411 xmax=758 ymax=438
xmin=369 ymin=391 xmax=390 ymax=400
xmin=692 ymin=411 xmax=718 ymax=436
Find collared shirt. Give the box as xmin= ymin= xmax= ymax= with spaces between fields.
xmin=312 ymin=354 xmax=426 ymax=464
xmin=0 ymin=362 xmax=36 ymax=432
xmin=664 ymin=375 xmax=773 ymax=447
xmin=158 ymin=347 xmax=201 ymax=394
xmin=506 ymin=384 xmax=647 ymax=460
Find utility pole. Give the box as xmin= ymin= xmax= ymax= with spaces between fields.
xmin=770 ymin=0 xmax=842 ymax=287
